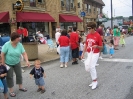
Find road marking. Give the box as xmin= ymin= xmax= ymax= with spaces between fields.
xmin=100 ymin=58 xmax=133 ymax=62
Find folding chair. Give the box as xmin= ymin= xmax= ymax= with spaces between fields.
xmin=47 ymin=39 xmax=57 ymax=52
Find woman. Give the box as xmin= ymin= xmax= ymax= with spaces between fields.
xmin=1 ymin=32 xmax=30 ymax=97
xmin=113 ymin=25 xmax=121 ymax=50
xmin=58 ymin=30 xmax=70 ymax=68
xmin=81 ymin=22 xmax=103 ymax=90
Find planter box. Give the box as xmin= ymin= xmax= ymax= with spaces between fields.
xmin=23 ymin=42 xmax=38 ymax=61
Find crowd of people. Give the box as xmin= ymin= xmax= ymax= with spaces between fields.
xmin=0 ymin=22 xmax=127 ymax=99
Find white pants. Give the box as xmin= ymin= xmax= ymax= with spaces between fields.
xmin=86 ymin=52 xmax=99 ymax=80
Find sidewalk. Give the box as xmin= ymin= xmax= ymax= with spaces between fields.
xmin=21 ymin=40 xmax=60 ymax=67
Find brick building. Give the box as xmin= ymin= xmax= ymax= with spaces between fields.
xmin=0 ymin=0 xmax=83 ymax=38
xmin=0 ymin=0 xmax=105 ymax=38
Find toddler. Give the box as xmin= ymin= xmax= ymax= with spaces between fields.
xmin=120 ymin=32 xmax=125 ymax=47
xmin=109 ymin=40 xmax=114 ymax=58
xmin=0 ymin=63 xmax=8 ymax=99
xmin=30 ymin=60 xmax=46 ymax=93
xmin=79 ymin=38 xmax=84 ymax=60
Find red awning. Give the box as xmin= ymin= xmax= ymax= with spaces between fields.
xmin=0 ymin=12 xmax=9 ymax=23
xmin=59 ymin=14 xmax=82 ymax=22
xmin=16 ymin=12 xmax=55 ymax=22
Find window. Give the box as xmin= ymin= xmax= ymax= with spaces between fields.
xmin=30 ymin=0 xmax=36 ymax=7
xmin=66 ymin=0 xmax=74 ymax=11
xmin=38 ymin=0 xmax=43 ymax=3
xmin=86 ymin=4 xmax=91 ymax=14
xmin=78 ymin=2 xmax=80 ymax=8
xmin=61 ymin=0 xmax=64 ymax=6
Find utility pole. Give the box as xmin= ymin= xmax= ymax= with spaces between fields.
xmin=132 ymin=0 xmax=133 ymax=16
xmin=111 ymin=0 xmax=113 ymax=29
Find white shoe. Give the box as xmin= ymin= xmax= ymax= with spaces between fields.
xmin=60 ymin=64 xmax=63 ymax=68
xmin=65 ymin=65 xmax=67 ymax=68
xmin=96 ymin=64 xmax=99 ymax=66
xmin=99 ymin=56 xmax=103 ymax=59
xmin=91 ymin=81 xmax=98 ymax=90
xmin=109 ymin=56 xmax=112 ymax=58
xmin=89 ymin=82 xmax=93 ymax=87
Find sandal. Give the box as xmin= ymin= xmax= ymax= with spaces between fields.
xmin=19 ymin=88 xmax=27 ymax=92
xmin=9 ymin=92 xmax=16 ymax=97
xmin=37 ymin=88 xmax=42 ymax=92
xmin=41 ymin=89 xmax=46 ymax=93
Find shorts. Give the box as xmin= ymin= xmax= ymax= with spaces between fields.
xmin=1 ymin=78 xmax=8 ymax=93
xmin=79 ymin=51 xmax=83 ymax=56
xmin=35 ymin=77 xmax=45 ymax=86
xmin=72 ymin=47 xmax=79 ymax=58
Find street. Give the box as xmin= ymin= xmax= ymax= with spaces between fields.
xmin=0 ymin=36 xmax=133 ymax=99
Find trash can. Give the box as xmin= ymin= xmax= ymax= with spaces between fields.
xmin=0 ymin=37 xmax=10 ymax=53
xmin=0 ymin=37 xmax=10 ymax=46
xmin=23 ymin=42 xmax=38 ymax=61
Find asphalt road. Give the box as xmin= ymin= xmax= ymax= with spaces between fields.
xmin=0 ymin=36 xmax=133 ymax=99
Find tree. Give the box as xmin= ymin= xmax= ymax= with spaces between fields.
xmin=129 ymin=16 xmax=133 ymax=20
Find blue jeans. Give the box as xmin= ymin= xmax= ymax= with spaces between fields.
xmin=35 ymin=77 xmax=45 ymax=86
xmin=1 ymin=78 xmax=8 ymax=93
xmin=60 ymin=46 xmax=70 ymax=63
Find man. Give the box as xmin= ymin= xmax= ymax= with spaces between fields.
xmin=96 ymin=24 xmax=104 ymax=59
xmin=55 ymin=28 xmax=61 ymax=54
xmin=17 ymin=27 xmax=23 ymax=43
xmin=22 ymin=27 xmax=29 ymax=42
xmin=70 ymin=27 xmax=79 ymax=65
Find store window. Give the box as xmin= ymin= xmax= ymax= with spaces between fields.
xmin=0 ymin=23 xmax=10 ymax=37
xmin=30 ymin=0 xmax=36 ymax=7
xmin=60 ymin=22 xmax=77 ymax=30
xmin=21 ymin=22 xmax=49 ymax=36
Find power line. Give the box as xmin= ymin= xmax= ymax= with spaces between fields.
xmin=118 ymin=0 xmax=132 ymax=8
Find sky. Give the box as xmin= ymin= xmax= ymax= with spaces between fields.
xmin=102 ymin=0 xmax=132 ymax=18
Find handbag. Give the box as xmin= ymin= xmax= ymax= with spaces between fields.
xmin=0 ymin=79 xmax=4 ymax=93
xmin=84 ymin=47 xmax=93 ymax=72
xmin=5 ymin=64 xmax=10 ymax=71
xmin=103 ymin=44 xmax=108 ymax=54
xmin=57 ymin=45 xmax=60 ymax=54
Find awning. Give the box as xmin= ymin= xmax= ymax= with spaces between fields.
xmin=59 ymin=14 xmax=82 ymax=22
xmin=16 ymin=12 xmax=55 ymax=22
xmin=0 ymin=12 xmax=9 ymax=23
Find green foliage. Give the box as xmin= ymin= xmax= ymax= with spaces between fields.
xmin=129 ymin=16 xmax=133 ymax=20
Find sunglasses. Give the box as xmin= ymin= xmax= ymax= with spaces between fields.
xmin=87 ymin=27 xmax=92 ymax=30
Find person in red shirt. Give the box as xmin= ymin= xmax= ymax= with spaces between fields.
xmin=22 ymin=27 xmax=29 ymax=42
xmin=81 ymin=22 xmax=103 ymax=90
xmin=96 ymin=24 xmax=104 ymax=59
xmin=58 ymin=30 xmax=70 ymax=68
xmin=70 ymin=27 xmax=79 ymax=65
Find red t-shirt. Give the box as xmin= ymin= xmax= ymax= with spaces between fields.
xmin=70 ymin=32 xmax=79 ymax=49
xmin=86 ymin=32 xmax=103 ymax=53
xmin=96 ymin=28 xmax=103 ymax=36
xmin=17 ymin=29 xmax=23 ymax=35
xmin=58 ymin=36 xmax=69 ymax=47
xmin=23 ymin=28 xmax=28 ymax=37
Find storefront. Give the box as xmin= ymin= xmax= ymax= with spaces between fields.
xmin=16 ymin=12 xmax=55 ymax=36
xmin=0 ymin=12 xmax=10 ymax=36
xmin=59 ymin=14 xmax=82 ymax=30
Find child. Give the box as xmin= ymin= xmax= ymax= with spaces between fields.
xmin=30 ymin=60 xmax=46 ymax=93
xmin=0 ymin=61 xmax=8 ymax=99
xmin=79 ymin=38 xmax=84 ymax=60
xmin=120 ymin=32 xmax=125 ymax=47
xmin=109 ymin=40 xmax=114 ymax=58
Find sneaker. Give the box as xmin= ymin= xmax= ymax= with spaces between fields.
xmin=96 ymin=64 xmax=99 ymax=66
xmin=60 ymin=64 xmax=63 ymax=68
xmin=89 ymin=82 xmax=93 ymax=87
xmin=65 ymin=65 xmax=67 ymax=68
xmin=91 ymin=81 xmax=98 ymax=90
xmin=99 ymin=56 xmax=103 ymax=59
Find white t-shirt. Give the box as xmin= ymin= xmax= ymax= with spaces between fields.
xmin=80 ymin=42 xmax=84 ymax=51
xmin=55 ymin=32 xmax=61 ymax=43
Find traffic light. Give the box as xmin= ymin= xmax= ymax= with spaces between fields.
xmin=13 ymin=0 xmax=24 ymax=11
